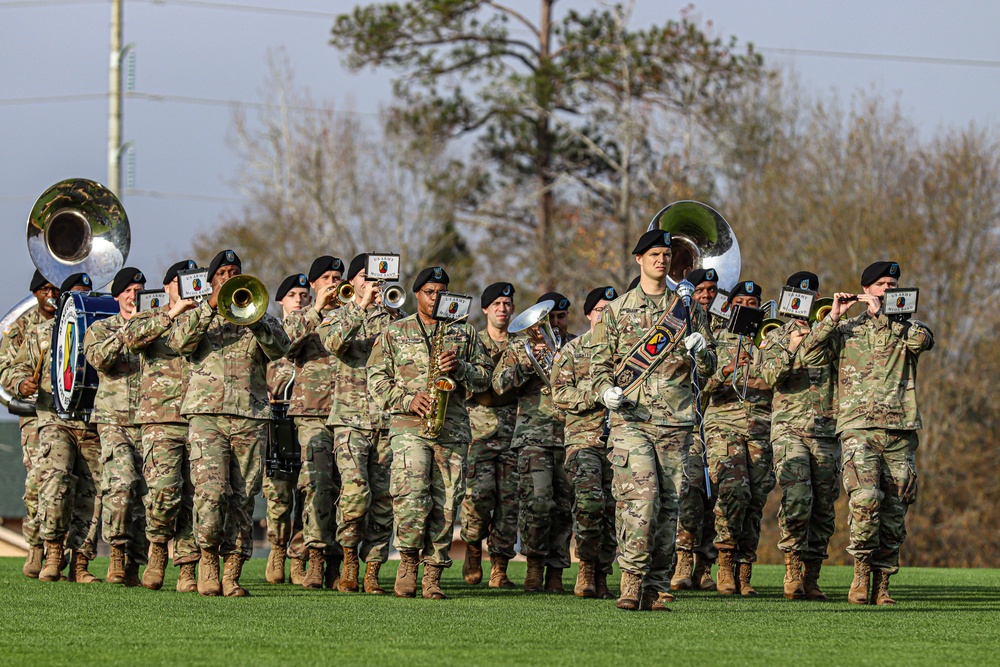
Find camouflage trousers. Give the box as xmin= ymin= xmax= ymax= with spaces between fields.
xmin=35 ymin=422 xmax=103 ymax=558
xmin=459 ymin=434 xmax=519 ymax=559
xmin=707 ymin=425 xmax=775 ymax=563
xmin=841 ymin=428 xmax=918 ymax=575
xmin=388 ymin=432 xmax=466 ymax=567
xmin=141 ymin=423 xmax=198 ymax=565
xmin=676 ymin=433 xmax=717 ymax=561
xmin=564 ymin=446 xmax=615 ymax=572
xmin=517 ymin=445 xmax=573 ymax=569
xmin=19 ymin=416 xmax=41 ymax=546
xmin=98 ymin=424 xmax=149 ymax=562
xmin=295 ymin=418 xmax=339 ymax=556
xmin=263 ymin=474 xmax=304 ymax=555
xmin=187 ymin=415 xmax=266 ymax=558
xmin=609 ymin=422 xmax=691 ymax=591
xmin=333 ymin=426 xmax=392 ymax=563
xmin=773 ymin=424 xmax=841 ymax=562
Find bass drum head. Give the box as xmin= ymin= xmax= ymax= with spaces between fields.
xmin=51 ymin=292 xmax=119 ymax=416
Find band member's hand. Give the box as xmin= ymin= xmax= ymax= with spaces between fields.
xmin=314 ymin=283 xmax=337 ymax=312
xmin=409 ymin=391 xmax=433 ymax=417
xmin=208 ymin=290 xmax=219 ymax=309
xmin=723 ymin=350 xmax=751 ymax=377
xmin=168 ymin=299 xmax=196 ymax=319
xmin=788 ymin=322 xmax=810 ymax=351
xmin=357 ymin=281 xmax=376 ymax=309
xmin=18 ymin=377 xmax=38 ymax=396
xmin=438 ymin=350 xmax=458 ymax=373
xmin=602 ymin=386 xmax=625 ymax=410
xmin=830 ymin=292 xmax=857 ymax=322
xmin=530 ymin=341 xmax=549 ymax=358
xmin=900 ymin=471 xmax=918 ymax=504
xmin=857 ymin=293 xmax=881 ymax=316
xmin=684 ymin=332 xmax=706 ymax=354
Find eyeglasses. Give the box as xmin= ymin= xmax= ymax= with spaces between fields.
xmin=37 ymin=285 xmax=58 ymax=295
xmin=420 ymin=288 xmax=446 ymax=297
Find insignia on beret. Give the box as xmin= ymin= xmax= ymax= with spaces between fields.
xmin=134 ymin=272 xmax=144 ymax=282
xmin=558 ymin=298 xmax=569 ymax=310
xmin=800 ymin=279 xmax=809 ymax=289
xmin=432 ymin=267 xmax=443 ymax=280
xmin=502 ymin=284 xmax=512 ymax=296
xmin=745 ymin=281 xmax=754 ymax=293
xmin=706 ymin=269 xmax=716 ymax=281
xmin=605 ymin=287 xmax=615 ymax=300
xmin=225 ymin=250 xmax=235 ymax=262
xmin=332 ymin=259 xmax=342 ymax=270
xmin=187 ymin=260 xmax=196 ymax=269
xmin=298 ymin=275 xmax=307 ymax=286
xmin=663 ymin=232 xmax=672 ymax=246
xmin=82 ymin=275 xmax=91 ymax=286
xmin=890 ymin=262 xmax=898 ymax=276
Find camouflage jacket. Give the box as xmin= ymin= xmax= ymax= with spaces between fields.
xmin=467 ymin=330 xmax=518 ymax=442
xmin=83 ymin=312 xmax=142 ymax=425
xmin=551 ymin=331 xmax=606 ymax=454
xmin=803 ymin=310 xmax=933 ymax=433
xmin=703 ymin=328 xmax=772 ymax=437
xmin=367 ymin=314 xmax=493 ymax=444
xmin=167 ymin=301 xmax=290 ymax=419
xmin=280 ymin=307 xmax=331 ymax=417
xmin=267 ymin=357 xmax=294 ymax=399
xmin=0 ymin=305 xmax=46 ymax=425
xmin=492 ymin=331 xmax=568 ymax=449
xmin=318 ymin=302 xmax=397 ymax=430
xmin=758 ymin=319 xmax=837 ymax=438
xmin=121 ymin=307 xmax=188 ymax=425
xmin=591 ymin=287 xmax=716 ymax=428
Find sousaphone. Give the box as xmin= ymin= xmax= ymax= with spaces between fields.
xmin=647 ymin=200 xmax=741 ymax=292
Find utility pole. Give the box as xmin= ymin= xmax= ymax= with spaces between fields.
xmin=107 ymin=0 xmax=123 ymax=193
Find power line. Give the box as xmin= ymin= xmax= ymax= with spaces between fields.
xmin=0 ymin=92 xmax=106 ymax=106
xmin=758 ymin=45 xmax=1000 ymax=70
xmin=134 ymin=0 xmax=336 ymax=19
xmin=125 ymin=188 xmax=243 ymax=203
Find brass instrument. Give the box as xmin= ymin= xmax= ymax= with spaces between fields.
xmin=336 ymin=282 xmax=355 ymax=305
xmin=507 ymin=300 xmax=562 ymax=391
xmin=647 ymin=200 xmax=741 ymax=292
xmin=383 ymin=284 xmax=406 ymax=310
xmin=754 ymin=300 xmax=783 ymax=348
xmin=810 ymin=297 xmax=833 ymax=323
xmin=421 ymin=320 xmax=458 ymax=438
xmin=0 ymin=296 xmax=42 ymax=415
xmin=217 ymin=275 xmax=269 ymax=325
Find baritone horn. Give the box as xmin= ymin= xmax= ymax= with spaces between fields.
xmin=218 ymin=275 xmax=269 ymax=325
xmin=507 ymin=299 xmax=561 ymax=390
xmin=754 ymin=300 xmax=783 ymax=348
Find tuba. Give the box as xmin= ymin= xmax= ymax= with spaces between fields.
xmin=647 ymin=200 xmax=741 ymax=292
xmin=507 ymin=300 xmax=562 ymax=391
xmin=217 ymin=275 xmax=269 ymax=325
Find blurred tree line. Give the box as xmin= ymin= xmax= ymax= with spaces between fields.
xmin=194 ymin=1 xmax=1000 ymax=567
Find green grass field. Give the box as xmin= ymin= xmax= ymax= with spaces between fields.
xmin=1 ymin=558 xmax=998 ymax=667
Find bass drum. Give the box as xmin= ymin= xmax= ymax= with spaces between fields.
xmin=51 ymin=291 xmax=119 ymax=418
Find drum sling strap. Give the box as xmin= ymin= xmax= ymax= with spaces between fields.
xmin=613 ymin=294 xmax=688 ymax=395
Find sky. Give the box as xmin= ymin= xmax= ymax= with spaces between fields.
xmin=1 ymin=0 xmax=998 ymax=312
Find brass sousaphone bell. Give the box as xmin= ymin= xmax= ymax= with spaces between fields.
xmin=647 ymin=200 xmax=741 ymax=292
xmin=217 ymin=274 xmax=269 ymax=325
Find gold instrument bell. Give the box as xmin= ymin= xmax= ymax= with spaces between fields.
xmin=810 ymin=297 xmax=833 ymax=323
xmin=217 ymin=274 xmax=269 ymax=325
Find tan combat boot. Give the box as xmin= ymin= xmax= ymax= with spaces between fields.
xmin=143 ymin=542 xmax=169 ymax=590
xmin=421 ymin=563 xmax=447 ymax=600
xmin=802 ymin=561 xmax=828 ymax=601
xmin=639 ymin=587 xmax=672 ymax=612
xmin=338 ymin=547 xmax=360 ymax=592
xmin=716 ymin=549 xmax=737 ymax=595
xmin=124 ymin=557 xmax=142 ymax=587
xmin=324 ymin=555 xmax=342 ymax=590
xmin=488 ymin=555 xmax=516 ymax=589
xmin=394 ymin=550 xmax=420 ymax=598
xmin=848 ymin=555 xmax=871 ymax=605
xmin=595 ymin=570 xmax=615 ymax=599
xmin=302 ymin=547 xmax=324 ymax=590
xmin=197 ymin=548 xmax=222 ymax=597
xmin=289 ymin=556 xmax=307 ymax=585
xmin=574 ymin=560 xmax=597 ymax=598
xmin=694 ymin=554 xmax=717 ymax=591
xmin=69 ymin=551 xmax=101 ymax=584
xmin=23 ymin=545 xmax=44 ymax=578
xmin=463 ymin=541 xmax=483 ymax=585
xmin=107 ymin=546 xmax=127 ymax=584
xmin=737 ymin=563 xmax=757 ymax=596
xmin=523 ymin=557 xmax=545 ymax=592
xmin=615 ymin=571 xmax=642 ymax=610
xmin=670 ymin=550 xmax=695 ymax=591
xmin=363 ymin=561 xmax=385 ymax=594
xmin=783 ymin=551 xmax=805 ymax=600
xmin=222 ymin=554 xmax=249 ymax=597
xmin=265 ymin=544 xmax=286 ymax=584
xmin=871 ymin=570 xmax=896 ymax=606
xmin=39 ymin=541 xmax=65 ymax=582
xmin=176 ymin=563 xmax=198 ymax=593
xmin=544 ymin=566 xmax=565 ymax=593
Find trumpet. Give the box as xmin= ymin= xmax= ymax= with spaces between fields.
xmin=382 ymin=284 xmax=406 ymax=310
xmin=336 ymin=282 xmax=355 ymax=305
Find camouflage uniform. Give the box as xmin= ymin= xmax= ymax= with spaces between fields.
xmin=122 ymin=307 xmax=198 ymax=565
xmin=262 ymin=357 xmax=305 ymax=554
xmin=759 ymin=320 xmax=840 ymax=563
xmin=317 ymin=301 xmax=398 ymax=562
xmin=805 ymin=310 xmax=933 ymax=574
xmin=551 ymin=331 xmax=616 ymax=573
xmin=590 ymin=287 xmax=716 ymax=591
xmin=703 ymin=329 xmax=774 ymax=564
xmin=168 ymin=301 xmax=290 ymax=558
xmin=493 ymin=332 xmax=573 ymax=570
xmin=84 ymin=312 xmax=149 ymax=563
xmin=0 ymin=307 xmax=47 ymax=548
xmin=460 ymin=331 xmax=519 ymax=559
xmin=367 ymin=315 xmax=493 ymax=566
xmin=4 ymin=319 xmax=102 ymax=558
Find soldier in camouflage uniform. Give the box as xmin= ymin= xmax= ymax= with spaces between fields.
xmin=551 ymin=286 xmax=619 ymax=599
xmin=493 ymin=291 xmax=575 ymax=593
xmin=168 ymin=250 xmax=290 ymax=597
xmin=316 ymin=255 xmax=399 ymax=593
xmin=121 ymin=259 xmax=200 ymax=592
xmin=758 ymin=271 xmax=839 ymax=601
xmin=0 ymin=270 xmax=57 ymax=577
xmin=4 ymin=273 xmax=103 ymax=584
xmin=802 ymin=261 xmax=933 ymax=605
xmin=83 ymin=268 xmax=150 ymax=586
xmin=367 ymin=266 xmax=494 ymax=599
xmin=460 ymin=281 xmax=519 ymax=589
xmin=591 ymin=230 xmax=716 ymax=612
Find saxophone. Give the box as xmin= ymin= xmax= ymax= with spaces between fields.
xmin=421 ymin=321 xmax=457 ymax=439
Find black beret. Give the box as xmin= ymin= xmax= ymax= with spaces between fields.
xmin=627 ymin=275 xmax=640 ymax=291
xmin=861 ymin=261 xmax=900 ymax=287
xmin=163 ymin=259 xmax=197 ymax=285
xmin=412 ymin=266 xmax=449 ymax=292
xmin=631 ymin=229 xmax=672 ymax=255
xmin=728 ymin=280 xmax=763 ymax=302
xmin=584 ymin=286 xmax=619 ymax=315
xmin=686 ymin=267 xmax=719 ymax=286
xmin=29 ymin=269 xmax=50 ymax=293
xmin=481 ymin=282 xmax=515 ymax=309
xmin=538 ymin=291 xmax=570 ymax=311
xmin=276 ymin=273 xmax=309 ymax=301
xmin=347 ymin=254 xmax=367 ymax=282
xmin=207 ymin=249 xmax=242 ymax=281
xmin=60 ymin=272 xmax=92 ymax=293
xmin=786 ymin=271 xmax=819 ymax=292
xmin=111 ymin=267 xmax=146 ymax=298
xmin=308 ymin=256 xmax=344 ymax=283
